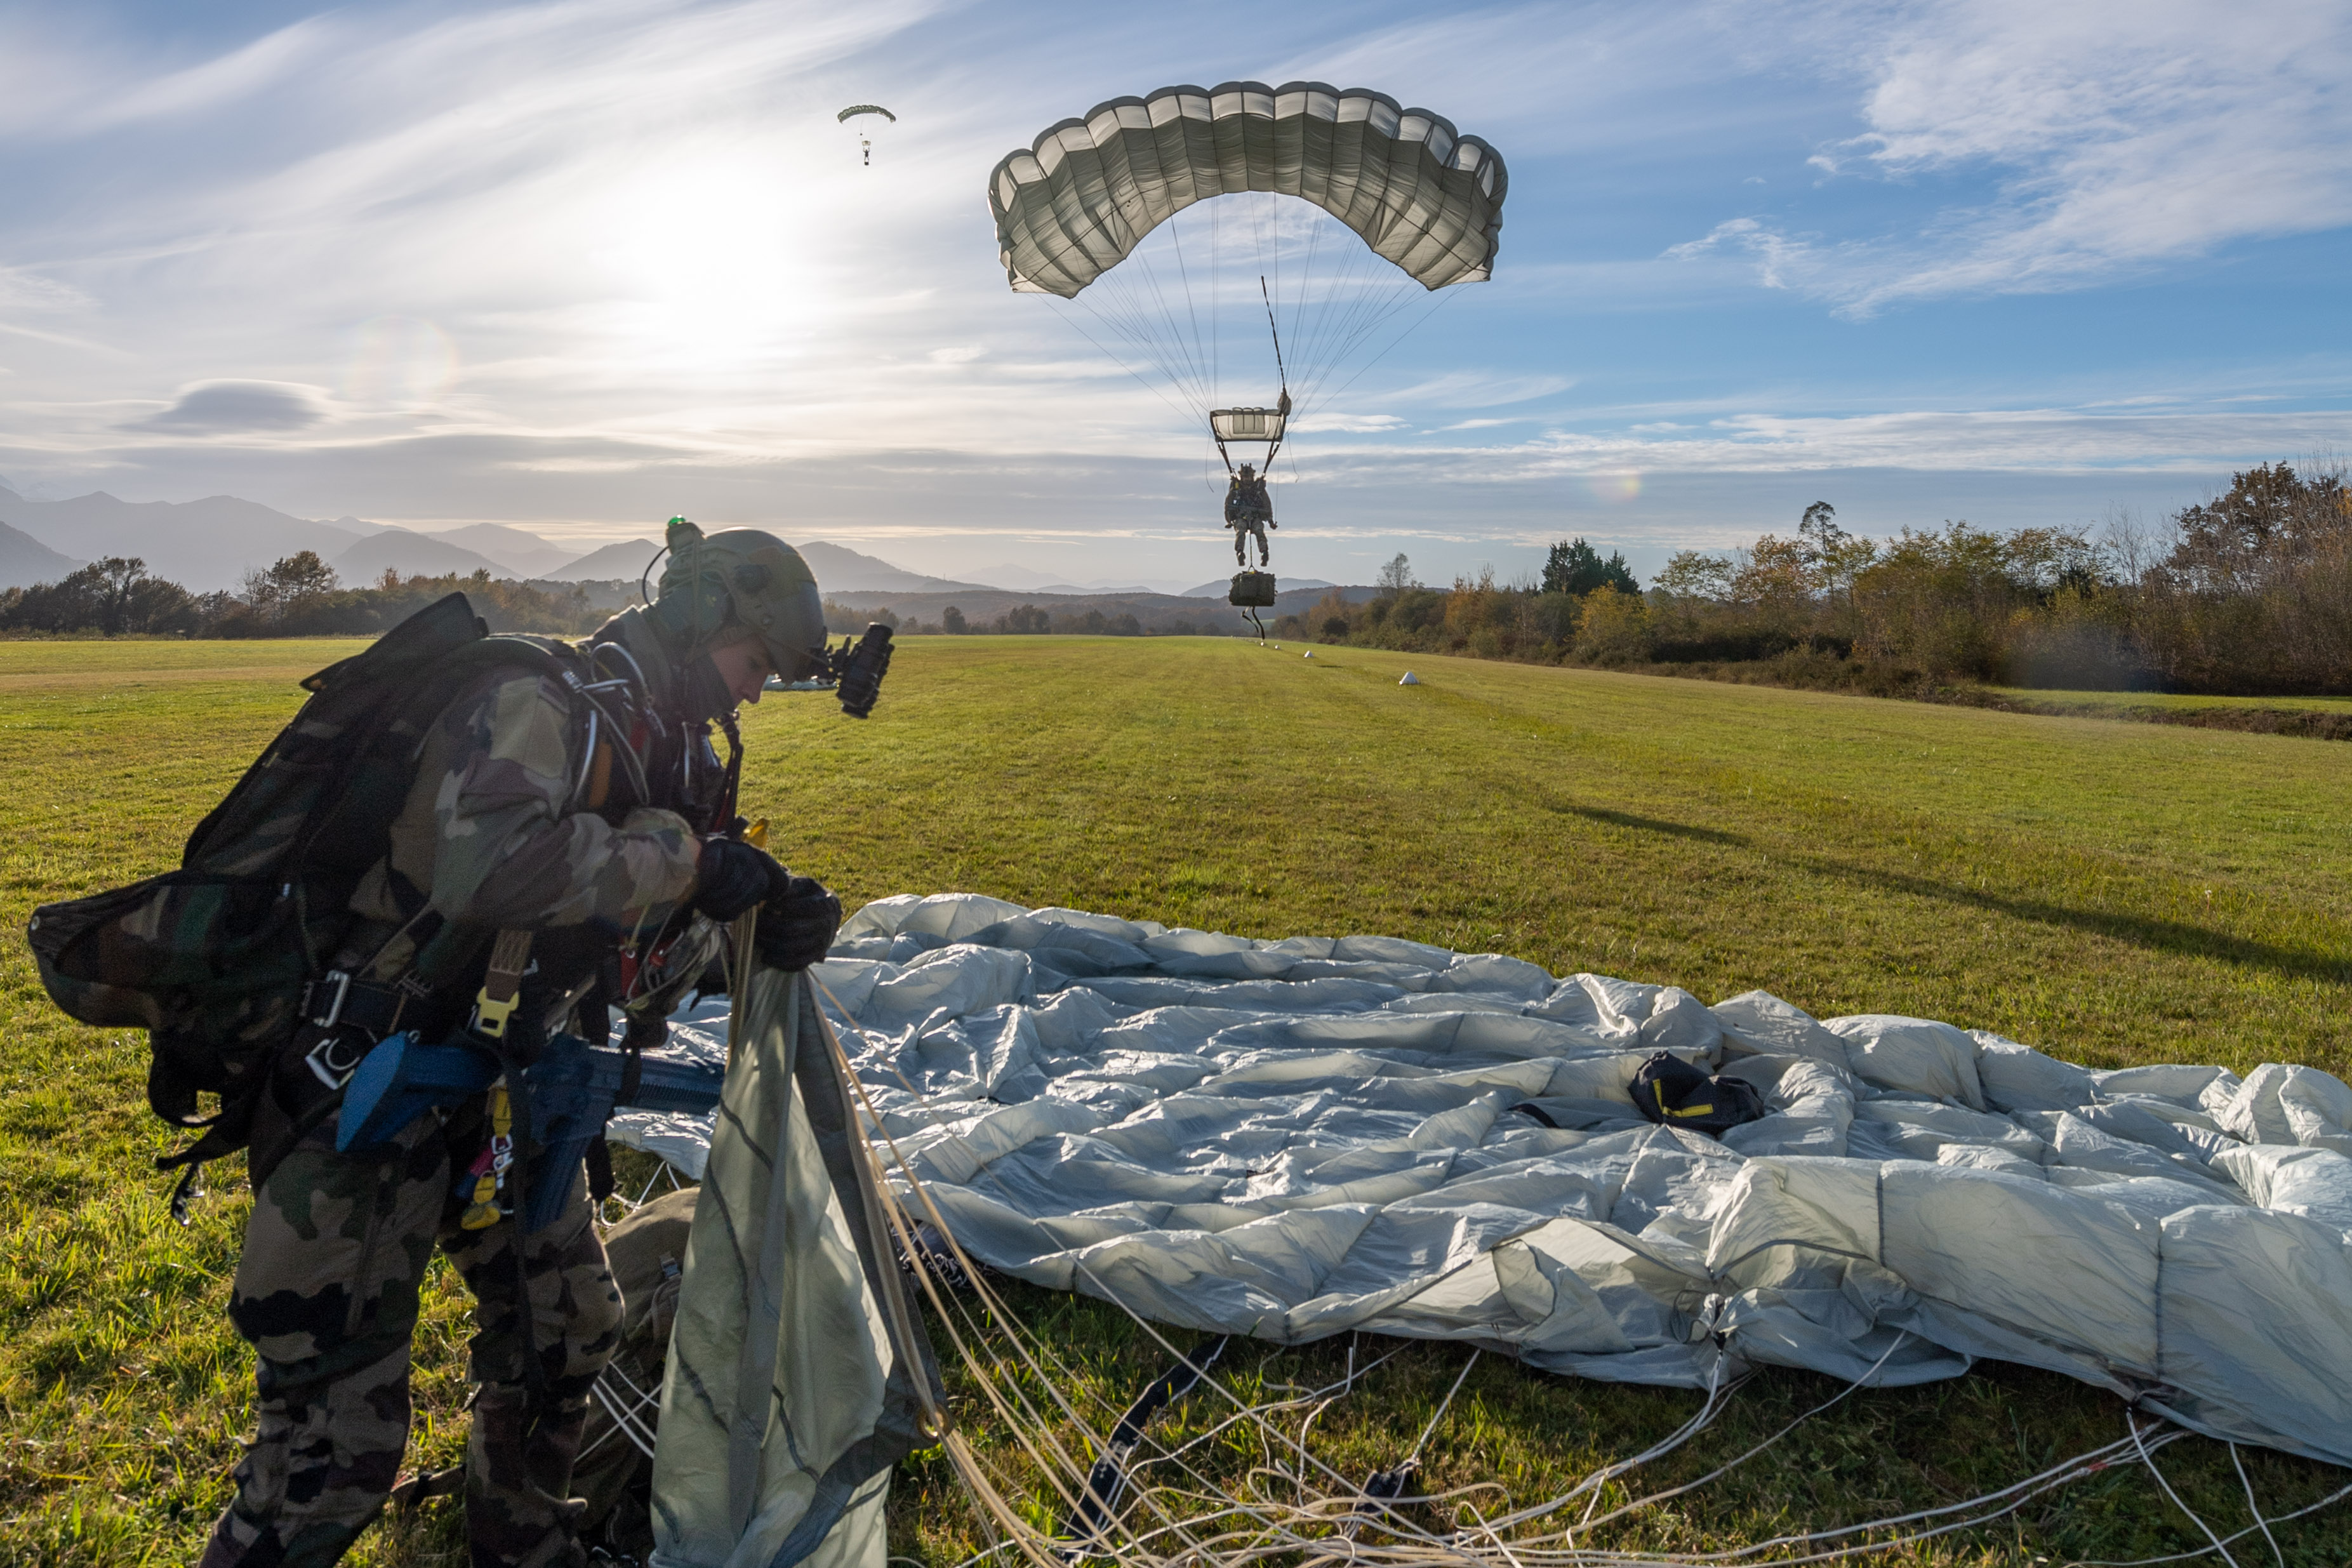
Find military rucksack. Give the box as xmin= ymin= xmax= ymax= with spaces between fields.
xmin=24 ymin=593 xmax=590 ymax=1195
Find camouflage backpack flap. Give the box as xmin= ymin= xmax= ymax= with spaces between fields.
xmin=24 ymin=594 xmax=590 ymax=1135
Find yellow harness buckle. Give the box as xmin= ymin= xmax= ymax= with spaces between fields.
xmin=470 ymin=928 xmax=535 ymax=1042
xmin=471 ymin=989 xmax=519 ymax=1040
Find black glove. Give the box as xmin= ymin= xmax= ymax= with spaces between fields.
xmin=755 ymin=875 xmax=841 ymax=971
xmin=693 ymin=837 xmax=787 ymax=922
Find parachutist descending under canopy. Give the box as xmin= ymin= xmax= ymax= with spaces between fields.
xmin=1225 ymin=464 xmax=1275 ymax=567
xmin=838 ymin=103 xmax=895 ymax=165
xmin=990 ymin=81 xmax=1506 ymax=602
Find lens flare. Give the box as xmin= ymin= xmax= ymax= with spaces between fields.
xmin=1583 ymin=469 xmax=1642 ymax=504
xmin=343 ymin=316 xmax=459 ymax=406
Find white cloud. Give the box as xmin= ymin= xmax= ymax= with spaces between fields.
xmin=1292 ymin=404 xmax=2352 ymax=484
xmin=132 ymin=380 xmax=333 ymax=434
xmin=67 ymin=15 xmax=340 ymax=135
xmin=1292 ymin=412 xmax=1408 ymax=433
xmin=1689 ymin=0 xmax=2352 ymax=311
xmin=1374 ymin=372 xmax=1572 ymax=409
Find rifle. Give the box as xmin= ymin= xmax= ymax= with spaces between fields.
xmin=336 ymin=1028 xmax=724 ymax=1231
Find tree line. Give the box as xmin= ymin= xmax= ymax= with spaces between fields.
xmin=0 ymin=552 xmax=625 ymax=639
xmin=0 ymin=552 xmax=1228 ymax=644
xmin=1282 ymin=462 xmax=2352 ymax=696
xmin=830 ymin=602 xmax=1234 ymax=637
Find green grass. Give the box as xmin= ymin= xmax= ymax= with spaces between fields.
xmin=3 ymin=635 xmax=2347 ymax=1564
xmin=1981 ymin=686 xmax=2352 ymax=715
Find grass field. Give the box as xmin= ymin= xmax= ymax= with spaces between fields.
xmin=1981 ymin=686 xmax=2352 ymax=715
xmin=2 ymin=634 xmax=2348 ymax=1564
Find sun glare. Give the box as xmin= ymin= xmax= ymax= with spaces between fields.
xmin=585 ymin=150 xmax=817 ymax=373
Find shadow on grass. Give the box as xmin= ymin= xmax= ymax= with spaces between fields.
xmin=1539 ymin=793 xmax=2346 ymax=989
xmin=1557 ymin=806 xmax=1751 ymax=847
xmin=1811 ymin=858 xmax=2352 ymax=988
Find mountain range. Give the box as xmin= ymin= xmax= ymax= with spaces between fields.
xmin=0 ymin=484 xmax=1065 ymax=597
xmin=0 ymin=518 xmax=81 ymax=587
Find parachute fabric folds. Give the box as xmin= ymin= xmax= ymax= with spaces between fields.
xmin=648 ymin=970 xmax=941 ymax=1568
xmin=618 ymin=899 xmax=2352 ymax=1470
xmin=988 ymin=81 xmax=1507 ymax=298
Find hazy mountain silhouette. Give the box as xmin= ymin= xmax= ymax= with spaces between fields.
xmin=332 ymin=528 xmax=510 ymax=583
xmin=1181 ymin=576 xmax=1336 ymax=597
xmin=542 ymin=538 xmax=661 ymax=582
xmin=0 ymin=487 xmax=362 ymax=590
xmin=0 ymin=484 xmax=1163 ymax=601
xmin=415 ymin=522 xmax=580 ymax=578
xmin=795 ymin=541 xmax=992 ymax=594
xmin=549 ymin=536 xmax=989 ymax=594
xmin=0 ymin=503 xmax=83 ymax=589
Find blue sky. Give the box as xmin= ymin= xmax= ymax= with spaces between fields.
xmin=1 ymin=0 xmax=2346 ymax=590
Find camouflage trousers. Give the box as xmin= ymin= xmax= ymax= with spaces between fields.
xmin=1232 ymin=517 xmax=1270 ymax=566
xmin=200 ymin=1093 xmax=623 ymax=1568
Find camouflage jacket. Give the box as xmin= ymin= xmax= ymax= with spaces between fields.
xmin=339 ymin=665 xmax=701 ymax=987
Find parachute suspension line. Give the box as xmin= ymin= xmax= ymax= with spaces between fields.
xmin=1259 ymin=276 xmax=1290 ymax=397
xmin=1164 ymin=204 xmax=1213 ymax=418
xmin=1087 ymin=246 xmax=1209 ymax=414
xmin=1133 ymin=241 xmax=1216 ymax=410
xmin=1073 ymin=243 xmax=1219 ymax=418
xmin=1295 ymin=284 xmax=1463 ymax=426
xmin=1047 ymin=303 xmax=1202 ymax=430
xmin=1258 ymin=274 xmax=1291 ymax=475
xmin=1291 ymin=256 xmax=1428 ymax=416
xmin=1206 ymin=197 xmax=1220 ymax=412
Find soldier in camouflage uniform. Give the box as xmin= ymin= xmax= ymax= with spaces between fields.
xmin=201 ymin=524 xmax=847 ymax=1568
xmin=1225 ymin=464 xmax=1275 ymax=567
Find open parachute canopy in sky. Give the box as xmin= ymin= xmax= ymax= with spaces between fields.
xmin=839 ymin=103 xmax=894 ymax=166
xmin=987 ymin=81 xmax=1506 ymax=297
xmin=985 ymin=81 xmax=1509 ymax=449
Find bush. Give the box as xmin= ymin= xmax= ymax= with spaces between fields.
xmin=1571 ymin=584 xmax=1653 ymax=665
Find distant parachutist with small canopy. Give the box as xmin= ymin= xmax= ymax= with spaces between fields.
xmin=837 ymin=103 xmax=895 ymax=164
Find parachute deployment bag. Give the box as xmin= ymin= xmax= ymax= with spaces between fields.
xmin=574 ymin=1184 xmax=700 ymax=1557
xmin=1627 ymin=1051 xmax=1769 ymax=1136
xmin=24 ymin=593 xmax=584 ymax=1160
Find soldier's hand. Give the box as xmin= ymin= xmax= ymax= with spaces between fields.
xmin=755 ymin=875 xmax=842 ymax=971
xmin=694 ymin=837 xmax=788 ymax=922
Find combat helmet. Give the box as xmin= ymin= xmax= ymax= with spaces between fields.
xmin=644 ymin=517 xmax=827 ymax=682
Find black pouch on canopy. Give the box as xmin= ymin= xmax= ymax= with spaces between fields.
xmin=1628 ymin=1050 xmax=1769 ymax=1136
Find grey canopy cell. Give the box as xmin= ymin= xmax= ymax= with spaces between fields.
xmin=837 ymin=104 xmax=896 ymax=123
xmin=988 ymin=81 xmax=1508 ymax=298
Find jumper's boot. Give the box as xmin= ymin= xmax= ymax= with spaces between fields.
xmin=468 ymin=1382 xmax=592 ymax=1568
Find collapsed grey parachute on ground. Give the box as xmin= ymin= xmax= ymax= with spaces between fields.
xmin=987 ymin=81 xmax=1508 ymax=298
xmin=616 ymin=895 xmax=2352 ymax=1470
